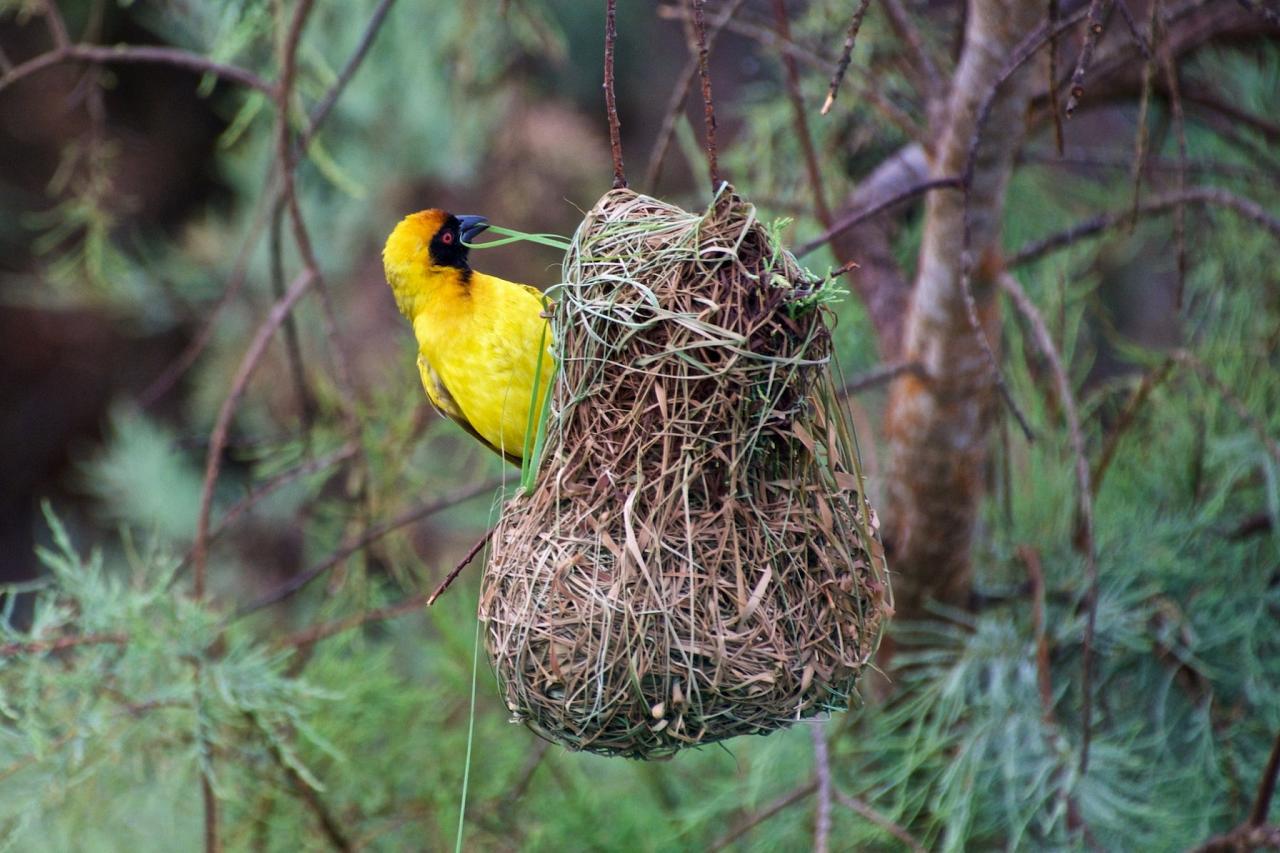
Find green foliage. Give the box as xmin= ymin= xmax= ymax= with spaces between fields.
xmin=2 ymin=1 xmax=1278 ymax=851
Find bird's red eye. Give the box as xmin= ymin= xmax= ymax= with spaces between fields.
xmin=441 ymin=232 xmax=454 ymax=245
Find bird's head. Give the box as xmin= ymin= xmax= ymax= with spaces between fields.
xmin=382 ymin=208 xmax=490 ymax=316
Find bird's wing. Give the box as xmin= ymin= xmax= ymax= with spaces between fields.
xmin=517 ymin=283 xmax=550 ymax=307
xmin=416 ymin=355 xmax=522 ymax=465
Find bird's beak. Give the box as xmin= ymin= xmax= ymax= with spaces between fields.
xmin=457 ymin=215 xmax=489 ymax=245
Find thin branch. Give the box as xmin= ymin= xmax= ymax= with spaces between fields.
xmin=275 ymin=0 xmax=362 ymax=442
xmin=1114 ymin=0 xmax=1153 ymax=58
xmin=235 ymin=477 xmax=501 ymax=618
xmin=1008 ymin=186 xmax=1280 ymax=267
xmin=644 ymin=0 xmax=746 ymax=191
xmin=1065 ymin=0 xmax=1113 ymax=117
xmin=832 ymin=790 xmax=927 ymax=853
xmin=1047 ymin=0 xmax=1065 ymax=154
xmin=878 ymin=0 xmax=942 ymax=100
xmin=770 ymin=0 xmax=830 ymax=225
xmin=1189 ymin=823 xmax=1280 ymax=853
xmin=810 ymin=727 xmax=832 ymax=853
xmin=1092 ymin=360 xmax=1174 ymax=497
xmin=270 ymin=202 xmax=316 ymax=433
xmin=689 ymin=0 xmax=721 ymax=191
xmin=604 ymin=0 xmax=626 ymax=189
xmin=795 ymin=175 xmax=963 ymax=257
xmin=426 ymin=527 xmax=494 ymax=606
xmin=821 ymin=0 xmax=874 ymax=115
xmin=656 ymin=5 xmax=924 ymax=144
xmin=178 ymin=442 xmax=357 ymax=576
xmin=298 ymin=0 xmax=398 ymax=151
xmin=280 ymin=592 xmax=431 ymax=650
xmin=202 ymin=773 xmax=221 ymax=853
xmin=1019 ymin=546 xmax=1055 ymax=720
xmin=839 ymin=361 xmax=926 ymax=397
xmin=999 ymin=272 xmax=1098 ymax=774
xmin=249 ymin=712 xmax=353 ymax=851
xmin=1175 ymin=351 xmax=1280 ymax=469
xmin=147 ymin=0 xmax=396 ymax=406
xmin=1234 ymin=0 xmax=1280 ymax=27
xmin=0 ymin=43 xmax=13 ymax=74
xmin=1251 ymin=730 xmax=1280 ymax=827
xmin=1130 ymin=0 xmax=1159 ymax=223
xmin=1158 ymin=7 xmax=1189 ymax=308
xmin=1183 ymin=85 xmax=1280 ymax=146
xmin=280 ymin=526 xmax=495 ymax=649
xmin=140 ymin=170 xmax=279 ymax=406
xmin=0 ymin=632 xmax=127 ymax=657
xmin=41 ymin=0 xmax=70 ymax=49
xmin=709 ymin=779 xmax=819 ymax=852
xmin=192 ymin=269 xmax=317 ymax=597
xmin=0 ymin=43 xmax=274 ymax=97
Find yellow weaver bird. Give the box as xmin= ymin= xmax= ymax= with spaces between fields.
xmin=382 ymin=209 xmax=555 ymax=465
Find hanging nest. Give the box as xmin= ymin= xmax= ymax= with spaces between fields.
xmin=478 ymin=187 xmax=891 ymax=759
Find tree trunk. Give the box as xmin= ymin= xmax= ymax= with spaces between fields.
xmin=884 ymin=0 xmax=1042 ymax=618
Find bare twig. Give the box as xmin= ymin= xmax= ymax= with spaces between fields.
xmin=839 ymin=361 xmax=926 ymax=396
xmin=426 ymin=527 xmax=494 ymax=606
xmin=1114 ymin=0 xmax=1152 ymax=58
xmin=1188 ymin=824 xmax=1280 ymax=853
xmin=832 ymin=790 xmax=927 ymax=853
xmin=689 ymin=0 xmax=721 ymax=190
xmin=40 ymin=0 xmax=70 ymax=49
xmin=1019 ymin=546 xmax=1055 ymax=720
xmin=1158 ymin=7 xmax=1189 ymax=308
xmin=770 ymin=0 xmax=830 ymax=225
xmin=810 ymin=727 xmax=832 ymax=853
xmin=1175 ymin=351 xmax=1280 ymax=469
xmin=1233 ymin=0 xmax=1280 ymax=27
xmin=0 ymin=43 xmax=13 ymax=74
xmin=298 ymin=0 xmax=399 ymax=151
xmin=821 ymin=0 xmax=874 ymax=115
xmin=235 ymin=477 xmax=501 ymax=618
xmin=999 ymin=272 xmax=1098 ymax=774
xmin=270 ymin=203 xmax=316 ymax=433
xmin=1008 ymin=186 xmax=1280 ymax=267
xmin=147 ymin=0 xmax=397 ymax=407
xmin=280 ymin=591 xmax=430 ymax=650
xmin=177 ymin=443 xmax=357 ymax=577
xmin=644 ymin=0 xmax=746 ymax=190
xmin=604 ymin=0 xmax=626 ymax=188
xmin=709 ymin=779 xmax=819 ymax=852
xmin=879 ymin=0 xmax=942 ymax=100
xmin=0 ymin=632 xmax=127 ymax=657
xmin=193 ymin=269 xmax=317 ymax=597
xmin=796 ymin=175 xmax=963 ymax=257
xmin=140 ymin=174 xmax=279 ymax=406
xmin=1092 ymin=360 xmax=1174 ymax=496
xmin=1130 ymin=0 xmax=1159 ymax=223
xmin=249 ymin=712 xmax=354 ymax=851
xmin=0 ymin=43 xmax=274 ymax=97
xmin=1252 ymin=730 xmax=1280 ymax=827
xmin=202 ymin=773 xmax=221 ymax=853
xmin=656 ymin=5 xmax=924 ymax=143
xmin=279 ymin=525 xmax=494 ymax=650
xmin=1047 ymin=0 xmax=1065 ymax=153
xmin=1065 ymin=0 xmax=1113 ymax=117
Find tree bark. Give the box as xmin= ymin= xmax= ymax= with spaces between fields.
xmin=884 ymin=0 xmax=1043 ymax=617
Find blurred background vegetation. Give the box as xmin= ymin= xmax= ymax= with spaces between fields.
xmin=1 ymin=0 xmax=1278 ymax=850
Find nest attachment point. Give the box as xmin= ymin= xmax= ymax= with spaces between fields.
xmin=479 ymin=187 xmax=891 ymax=759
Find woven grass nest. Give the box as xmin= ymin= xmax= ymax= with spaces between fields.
xmin=478 ymin=186 xmax=891 ymax=759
